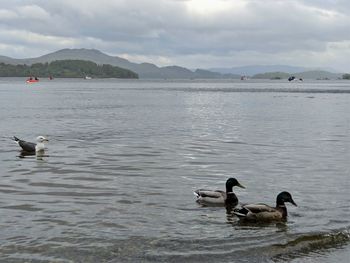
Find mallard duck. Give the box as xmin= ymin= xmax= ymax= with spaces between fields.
xmin=233 ymin=191 xmax=297 ymax=222
xmin=13 ymin=136 xmax=49 ymax=153
xmin=194 ymin=178 xmax=245 ymax=206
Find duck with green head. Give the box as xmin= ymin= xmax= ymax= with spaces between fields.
xmin=194 ymin=178 xmax=245 ymax=207
xmin=233 ymin=191 xmax=297 ymax=222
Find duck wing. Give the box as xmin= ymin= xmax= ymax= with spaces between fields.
xmin=233 ymin=203 xmax=276 ymax=217
xmin=194 ymin=189 xmax=226 ymax=204
xmin=243 ymin=203 xmax=276 ymax=213
xmin=234 ymin=203 xmax=283 ymax=221
xmin=195 ymin=189 xmax=225 ymax=199
xmin=14 ymin=136 xmax=36 ymax=152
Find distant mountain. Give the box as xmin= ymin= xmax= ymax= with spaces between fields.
xmin=252 ymin=72 xmax=291 ymax=79
xmin=193 ymin=69 xmax=223 ymax=79
xmin=0 ymin=49 xmax=239 ymax=79
xmin=252 ymin=70 xmax=342 ymax=80
xmin=1 ymin=49 xmax=342 ymax=79
xmin=295 ymin=70 xmax=342 ymax=80
xmin=0 ymin=55 xmax=20 ymax=65
xmin=209 ymin=65 xmax=338 ymax=76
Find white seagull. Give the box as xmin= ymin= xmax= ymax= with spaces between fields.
xmin=13 ymin=136 xmax=49 ymax=153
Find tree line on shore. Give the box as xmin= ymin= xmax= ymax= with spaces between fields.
xmin=343 ymin=73 xmax=350 ymax=79
xmin=0 ymin=60 xmax=138 ymax=78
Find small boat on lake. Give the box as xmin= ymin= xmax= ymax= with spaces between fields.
xmin=26 ymin=77 xmax=39 ymax=83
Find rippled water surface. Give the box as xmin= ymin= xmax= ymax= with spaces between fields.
xmin=0 ymin=78 xmax=349 ymax=262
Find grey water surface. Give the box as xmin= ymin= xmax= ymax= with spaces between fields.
xmin=0 ymin=78 xmax=349 ymax=262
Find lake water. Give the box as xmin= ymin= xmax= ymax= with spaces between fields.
xmin=0 ymin=78 xmax=349 ymax=262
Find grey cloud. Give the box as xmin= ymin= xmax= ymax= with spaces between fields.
xmin=0 ymin=0 xmax=349 ymax=71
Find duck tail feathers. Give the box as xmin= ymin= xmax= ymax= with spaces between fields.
xmin=231 ymin=206 xmax=250 ymax=218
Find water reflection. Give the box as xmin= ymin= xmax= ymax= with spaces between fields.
xmin=271 ymin=229 xmax=350 ymax=262
xmin=18 ymin=150 xmax=36 ymax=158
xmin=18 ymin=150 xmax=49 ymax=160
xmin=0 ymin=79 xmax=349 ymax=262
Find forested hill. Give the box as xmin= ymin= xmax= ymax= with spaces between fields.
xmin=0 ymin=48 xmax=240 ymax=79
xmin=0 ymin=60 xmax=138 ymax=78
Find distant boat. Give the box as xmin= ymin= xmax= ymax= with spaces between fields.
xmin=26 ymin=77 xmax=39 ymax=83
xmin=84 ymin=76 xmax=92 ymax=80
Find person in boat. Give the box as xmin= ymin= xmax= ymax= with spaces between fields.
xmin=35 ymin=77 xmax=39 ymax=80
xmin=29 ymin=77 xmax=33 ymax=80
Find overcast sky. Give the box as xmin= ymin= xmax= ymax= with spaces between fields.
xmin=1 ymin=0 xmax=350 ymax=71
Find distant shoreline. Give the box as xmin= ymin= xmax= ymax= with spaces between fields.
xmin=1 ymin=48 xmax=347 ymax=80
xmin=0 ymin=60 xmax=138 ymax=79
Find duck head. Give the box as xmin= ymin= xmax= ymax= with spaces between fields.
xmin=225 ymin=178 xmax=245 ymax=192
xmin=276 ymin=191 xmax=297 ymax=207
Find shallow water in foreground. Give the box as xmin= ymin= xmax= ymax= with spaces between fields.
xmin=0 ymin=78 xmax=349 ymax=262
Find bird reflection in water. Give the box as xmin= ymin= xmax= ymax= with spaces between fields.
xmin=18 ymin=150 xmax=49 ymax=160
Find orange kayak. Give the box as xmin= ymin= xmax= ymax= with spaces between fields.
xmin=26 ymin=79 xmax=39 ymax=83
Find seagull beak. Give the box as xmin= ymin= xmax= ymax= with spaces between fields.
xmin=237 ymin=182 xmax=245 ymax=189
xmin=44 ymin=139 xmax=49 ymax=142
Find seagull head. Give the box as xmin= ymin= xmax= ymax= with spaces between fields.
xmin=36 ymin=136 xmax=49 ymax=143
